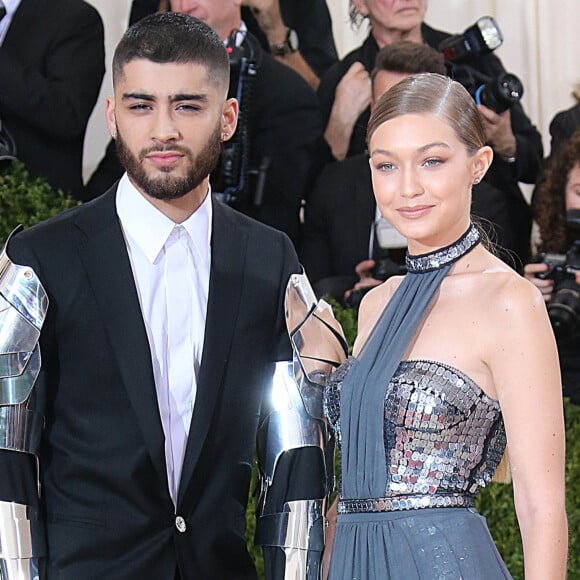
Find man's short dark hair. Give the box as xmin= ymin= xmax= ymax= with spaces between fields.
xmin=112 ymin=12 xmax=230 ymax=94
xmin=371 ymin=41 xmax=446 ymax=82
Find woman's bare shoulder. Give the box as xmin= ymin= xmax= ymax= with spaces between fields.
xmin=476 ymin=257 xmax=546 ymax=324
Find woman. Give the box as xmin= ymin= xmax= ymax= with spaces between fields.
xmin=525 ymin=128 xmax=580 ymax=404
xmin=323 ymin=74 xmax=567 ymax=579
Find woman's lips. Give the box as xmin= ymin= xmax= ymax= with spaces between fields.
xmin=396 ymin=205 xmax=434 ymax=219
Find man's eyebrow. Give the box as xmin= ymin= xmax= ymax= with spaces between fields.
xmin=171 ymin=93 xmax=209 ymax=103
xmin=121 ymin=92 xmax=209 ymax=103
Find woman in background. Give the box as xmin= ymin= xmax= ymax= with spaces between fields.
xmin=323 ymin=73 xmax=567 ymax=579
xmin=525 ymin=128 xmax=580 ymax=405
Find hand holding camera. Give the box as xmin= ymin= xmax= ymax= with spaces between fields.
xmin=529 ymin=209 xmax=580 ymax=339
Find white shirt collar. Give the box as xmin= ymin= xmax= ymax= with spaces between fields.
xmin=224 ymin=20 xmax=247 ymax=47
xmin=0 ymin=0 xmax=22 ymax=45
xmin=2 ymin=0 xmax=21 ymax=14
xmin=116 ymin=173 xmax=212 ymax=268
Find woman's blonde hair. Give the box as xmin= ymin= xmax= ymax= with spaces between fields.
xmin=367 ymin=73 xmax=486 ymax=156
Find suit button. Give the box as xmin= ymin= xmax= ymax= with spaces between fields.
xmin=175 ymin=515 xmax=187 ymax=533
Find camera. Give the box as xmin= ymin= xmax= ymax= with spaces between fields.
xmin=439 ymin=16 xmax=524 ymax=114
xmin=535 ymin=209 xmax=580 ymax=340
xmin=344 ymin=218 xmax=407 ymax=310
xmin=212 ymin=31 xmax=267 ymax=206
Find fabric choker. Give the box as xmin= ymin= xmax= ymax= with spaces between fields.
xmin=339 ymin=223 xmax=481 ymax=499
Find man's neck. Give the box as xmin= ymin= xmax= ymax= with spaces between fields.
xmin=216 ymin=16 xmax=243 ymax=43
xmin=371 ymin=23 xmax=423 ymax=48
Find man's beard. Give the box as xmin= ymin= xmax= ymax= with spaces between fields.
xmin=114 ymin=122 xmax=222 ymax=200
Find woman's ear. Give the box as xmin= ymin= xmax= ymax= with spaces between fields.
xmin=472 ymin=145 xmax=494 ymax=183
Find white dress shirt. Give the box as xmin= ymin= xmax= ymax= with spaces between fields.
xmin=116 ymin=174 xmax=212 ymax=504
xmin=0 ymin=0 xmax=21 ymax=45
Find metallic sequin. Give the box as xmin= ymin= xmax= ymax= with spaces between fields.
xmin=405 ymin=224 xmax=480 ymax=273
xmin=325 ymin=358 xmax=506 ymax=514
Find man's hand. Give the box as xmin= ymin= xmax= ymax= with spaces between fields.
xmin=524 ymin=262 xmax=554 ymax=301
xmin=335 ymin=62 xmax=372 ymax=124
xmin=242 ymin=0 xmax=285 ymax=43
xmin=478 ymin=105 xmax=517 ymax=159
xmin=324 ymin=62 xmax=372 ymax=160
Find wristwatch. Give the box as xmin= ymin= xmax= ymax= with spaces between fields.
xmin=270 ymin=28 xmax=299 ymax=57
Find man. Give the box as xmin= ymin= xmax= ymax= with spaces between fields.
xmin=0 ymin=0 xmax=105 ymax=199
xmin=0 ymin=13 xmax=300 ymax=579
xmin=89 ymin=0 xmax=322 ymax=249
xmin=318 ymin=0 xmax=543 ymax=264
xmin=302 ymin=41 xmax=515 ymax=302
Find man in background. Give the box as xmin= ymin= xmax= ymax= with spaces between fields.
xmin=0 ymin=0 xmax=105 ymax=199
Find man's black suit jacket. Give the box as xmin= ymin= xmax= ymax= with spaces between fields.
xmin=0 ymin=0 xmax=105 ymax=198
xmin=2 ymin=185 xmax=300 ymax=579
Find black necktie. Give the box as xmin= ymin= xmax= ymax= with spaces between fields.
xmin=0 ymin=1 xmax=6 ymax=22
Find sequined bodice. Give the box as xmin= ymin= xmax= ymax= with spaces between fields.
xmin=324 ymin=357 xmax=506 ymax=503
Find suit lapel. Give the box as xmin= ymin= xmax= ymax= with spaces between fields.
xmin=177 ymin=201 xmax=247 ymax=507
xmin=74 ymin=188 xmax=168 ymax=490
xmin=4 ymin=0 xmax=43 ymax=50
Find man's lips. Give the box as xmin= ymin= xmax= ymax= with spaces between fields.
xmin=145 ymin=152 xmax=184 ymax=167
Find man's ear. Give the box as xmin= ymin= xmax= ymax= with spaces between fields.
xmin=351 ymin=0 xmax=369 ymax=17
xmin=105 ymin=96 xmax=117 ymax=140
xmin=220 ymin=98 xmax=239 ymax=142
xmin=472 ymin=145 xmax=493 ymax=182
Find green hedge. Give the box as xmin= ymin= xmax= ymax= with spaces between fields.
xmin=2 ymin=162 xmax=576 ymax=579
xmin=0 ymin=160 xmax=79 ymax=242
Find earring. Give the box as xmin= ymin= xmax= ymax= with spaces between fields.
xmin=221 ymin=132 xmax=228 ymax=141
xmin=473 ymin=177 xmax=481 ymax=185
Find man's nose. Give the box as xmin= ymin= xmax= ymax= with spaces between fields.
xmin=151 ymin=109 xmax=180 ymax=143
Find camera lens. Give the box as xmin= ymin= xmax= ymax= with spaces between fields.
xmin=547 ymin=279 xmax=580 ymax=340
xmin=479 ymin=72 xmax=523 ymax=114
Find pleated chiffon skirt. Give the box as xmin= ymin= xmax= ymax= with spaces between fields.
xmin=328 ymin=507 xmax=512 ymax=579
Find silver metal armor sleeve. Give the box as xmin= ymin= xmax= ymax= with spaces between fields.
xmin=0 ymin=228 xmax=48 ymax=579
xmin=256 ymin=272 xmax=347 ymax=579
xmin=0 ymin=501 xmax=44 ymax=580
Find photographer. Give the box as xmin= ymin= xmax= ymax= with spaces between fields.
xmin=525 ymin=128 xmax=580 ymax=404
xmin=318 ymin=0 xmax=542 ymax=265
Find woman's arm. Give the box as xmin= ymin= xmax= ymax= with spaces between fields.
xmin=321 ymin=498 xmax=337 ymax=580
xmin=488 ymin=275 xmax=567 ymax=579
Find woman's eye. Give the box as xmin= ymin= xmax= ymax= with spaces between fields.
xmin=378 ymin=162 xmax=395 ymax=171
xmin=423 ymin=158 xmax=442 ymax=167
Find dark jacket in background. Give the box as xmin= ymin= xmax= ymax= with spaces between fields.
xmin=0 ymin=0 xmax=105 ymax=199
xmin=242 ymin=0 xmax=338 ymax=78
